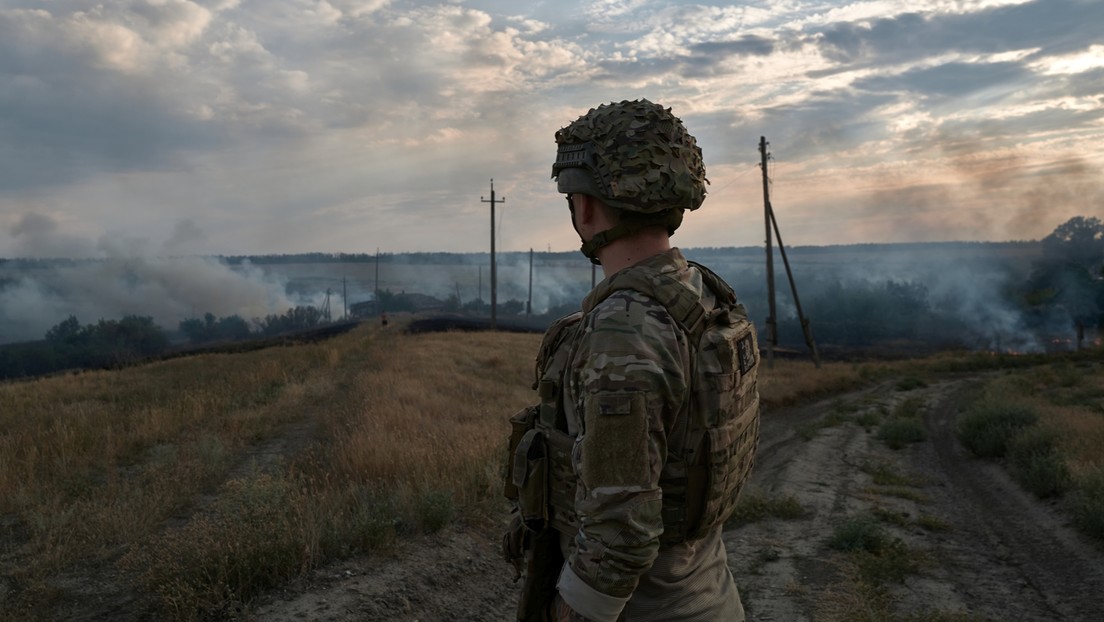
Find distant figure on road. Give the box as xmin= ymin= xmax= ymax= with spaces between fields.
xmin=503 ymin=99 xmax=762 ymax=621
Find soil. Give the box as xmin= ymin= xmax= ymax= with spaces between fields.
xmin=249 ymin=375 xmax=1104 ymax=622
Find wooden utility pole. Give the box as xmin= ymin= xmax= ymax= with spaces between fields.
xmin=760 ymin=137 xmax=778 ymax=367
xmin=374 ymin=247 xmax=380 ymax=316
xmin=759 ymin=136 xmax=821 ymax=368
xmin=527 ymin=248 xmax=533 ymax=315
xmin=482 ymin=179 xmax=504 ymax=330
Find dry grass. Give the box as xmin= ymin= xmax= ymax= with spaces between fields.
xmin=0 ymin=319 xmax=540 ymax=618
xmin=757 ymin=358 xmax=877 ymax=408
xmin=2 ymin=317 xmax=1098 ymax=619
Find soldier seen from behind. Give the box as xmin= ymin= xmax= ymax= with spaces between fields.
xmin=503 ymin=99 xmax=762 ymax=621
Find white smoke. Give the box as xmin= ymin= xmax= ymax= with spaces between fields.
xmin=0 ymin=256 xmax=311 ymax=344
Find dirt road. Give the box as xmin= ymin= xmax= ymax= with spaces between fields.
xmin=251 ymin=376 xmax=1104 ymax=621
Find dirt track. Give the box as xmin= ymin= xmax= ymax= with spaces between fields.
xmin=251 ymin=376 xmax=1104 ymax=621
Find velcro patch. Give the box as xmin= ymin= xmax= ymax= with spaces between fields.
xmin=581 ymin=392 xmax=649 ymax=488
xmin=736 ymin=333 xmax=757 ymax=375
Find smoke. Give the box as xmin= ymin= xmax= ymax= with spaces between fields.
xmin=693 ymin=242 xmax=1076 ymax=354
xmin=0 ymin=256 xmax=314 ymax=344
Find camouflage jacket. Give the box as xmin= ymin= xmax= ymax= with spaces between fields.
xmin=551 ymin=248 xmax=746 ymax=622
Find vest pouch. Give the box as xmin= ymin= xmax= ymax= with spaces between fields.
xmin=698 ymin=409 xmax=759 ymax=536
xmin=512 ymin=428 xmax=549 ymax=531
xmin=504 ymin=405 xmax=539 ymax=502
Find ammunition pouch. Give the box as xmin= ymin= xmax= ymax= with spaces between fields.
xmin=513 ymin=428 xmax=549 ymax=531
xmin=504 ymin=405 xmax=538 ymax=503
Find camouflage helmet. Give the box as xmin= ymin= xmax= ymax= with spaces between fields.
xmin=552 ymin=99 xmax=708 ymax=213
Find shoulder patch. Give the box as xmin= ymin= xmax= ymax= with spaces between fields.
xmin=737 ymin=333 xmax=757 ymax=375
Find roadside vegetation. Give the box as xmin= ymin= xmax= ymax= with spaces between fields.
xmin=955 ymin=361 xmax=1104 ymax=541
xmin=0 ymin=316 xmax=1101 ymax=620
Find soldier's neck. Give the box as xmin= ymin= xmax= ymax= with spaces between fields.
xmin=596 ymin=229 xmax=672 ymax=278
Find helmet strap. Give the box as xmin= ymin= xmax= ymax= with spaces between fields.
xmin=579 ymin=210 xmax=685 ymax=265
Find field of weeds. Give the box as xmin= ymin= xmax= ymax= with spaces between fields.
xmin=0 ymin=315 xmax=1101 ymax=620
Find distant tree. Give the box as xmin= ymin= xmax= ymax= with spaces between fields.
xmin=1042 ymin=216 xmax=1104 ymax=272
xmin=45 ymin=315 xmax=83 ymax=344
xmin=1027 ymin=216 xmax=1104 ymax=330
xmin=376 ymin=289 xmax=415 ymax=313
xmin=180 ymin=313 xmax=253 ymax=343
xmin=462 ymin=298 xmax=489 ymax=313
xmin=441 ymin=294 xmax=461 ymax=312
xmin=256 ymin=305 xmax=325 ymax=336
xmin=498 ymin=299 xmax=525 ymax=315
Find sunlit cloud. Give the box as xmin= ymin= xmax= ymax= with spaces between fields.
xmin=0 ymin=0 xmax=1101 ymax=259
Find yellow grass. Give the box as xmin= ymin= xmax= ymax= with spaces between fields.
xmin=2 ymin=315 xmax=1096 ymax=619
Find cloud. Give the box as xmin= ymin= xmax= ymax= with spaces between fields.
xmin=812 ymin=0 xmax=1104 ymax=66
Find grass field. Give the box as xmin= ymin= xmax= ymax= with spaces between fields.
xmin=0 ymin=316 xmax=1100 ymax=620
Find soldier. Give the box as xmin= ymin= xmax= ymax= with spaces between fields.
xmin=504 ymin=99 xmax=761 ymax=622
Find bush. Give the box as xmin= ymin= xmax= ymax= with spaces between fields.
xmin=1008 ymin=428 xmax=1070 ymax=498
xmin=896 ymin=376 xmax=928 ymax=391
xmin=829 ymin=516 xmax=887 ymax=553
xmin=416 ymin=489 xmax=455 ymax=534
xmin=1069 ymin=469 xmax=1104 ymax=542
xmin=878 ymin=418 xmax=927 ymax=449
xmin=957 ymin=404 xmax=1038 ymax=458
xmin=728 ymin=490 xmax=806 ymax=526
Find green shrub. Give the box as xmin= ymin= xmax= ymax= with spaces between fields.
xmin=728 ymin=490 xmax=806 ymax=526
xmin=829 ymin=516 xmax=887 ymax=553
xmin=878 ymin=418 xmax=927 ymax=449
xmin=896 ymin=376 xmax=928 ymax=391
xmin=416 ymin=489 xmax=455 ymax=534
xmin=916 ymin=514 xmax=952 ymax=532
xmin=854 ymin=410 xmax=883 ymax=429
xmin=1008 ymin=428 xmax=1070 ymax=498
xmin=957 ymin=404 xmax=1038 ymax=458
xmin=860 ymin=460 xmax=920 ymax=487
xmin=854 ymin=538 xmax=922 ymax=584
xmin=1069 ymin=469 xmax=1104 ymax=543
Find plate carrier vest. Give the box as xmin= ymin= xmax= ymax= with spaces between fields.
xmin=506 ymin=259 xmax=760 ymax=544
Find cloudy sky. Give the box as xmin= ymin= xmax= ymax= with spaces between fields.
xmin=1 ymin=0 xmax=1102 ymax=258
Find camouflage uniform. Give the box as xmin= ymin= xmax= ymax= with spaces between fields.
xmin=550 ymin=248 xmax=746 ymax=622
xmin=504 ymin=99 xmax=758 ymax=622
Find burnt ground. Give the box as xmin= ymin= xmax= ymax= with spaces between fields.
xmin=250 ymin=375 xmax=1104 ymax=621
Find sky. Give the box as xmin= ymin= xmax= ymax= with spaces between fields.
xmin=1 ymin=0 xmax=1103 ymax=259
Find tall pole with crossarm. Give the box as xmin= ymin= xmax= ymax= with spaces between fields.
xmin=759 ymin=136 xmax=820 ymax=368
xmin=481 ymin=179 xmax=504 ymax=330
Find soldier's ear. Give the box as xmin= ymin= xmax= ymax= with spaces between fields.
xmin=576 ymin=195 xmax=610 ymax=227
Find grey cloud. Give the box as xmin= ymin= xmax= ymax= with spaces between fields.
xmin=748 ymin=90 xmax=898 ymax=157
xmin=1045 ymin=67 xmax=1104 ymax=100
xmin=812 ymin=0 xmax=1104 ymax=67
xmin=594 ymin=36 xmax=776 ymax=82
xmin=854 ymin=61 xmax=1030 ymax=99
xmin=689 ymin=35 xmax=775 ymax=58
xmin=0 ymin=11 xmax=227 ymax=193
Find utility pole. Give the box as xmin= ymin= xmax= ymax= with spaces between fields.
xmin=482 ymin=179 xmax=504 ymax=330
xmin=342 ymin=276 xmax=347 ymax=320
xmin=527 ymin=248 xmax=533 ymax=315
xmin=759 ymin=136 xmax=821 ymax=368
xmin=760 ymin=137 xmax=777 ymax=368
xmin=374 ymin=247 xmax=380 ymax=316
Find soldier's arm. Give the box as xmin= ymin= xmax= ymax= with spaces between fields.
xmin=556 ymin=292 xmax=688 ymax=621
